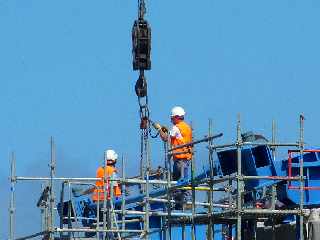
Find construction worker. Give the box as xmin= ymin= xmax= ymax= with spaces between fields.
xmin=155 ymin=106 xmax=193 ymax=180
xmin=154 ymin=106 xmax=193 ymax=209
xmin=92 ymin=149 xmax=121 ymax=202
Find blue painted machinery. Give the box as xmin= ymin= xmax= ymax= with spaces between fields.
xmin=57 ymin=142 xmax=320 ymax=239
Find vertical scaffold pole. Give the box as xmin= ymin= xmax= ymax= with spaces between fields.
xmin=40 ymin=183 xmax=45 ymax=232
xmin=45 ymin=183 xmax=49 ymax=236
xmin=207 ymin=119 xmax=214 ymax=240
xmin=96 ymin=184 xmax=100 ymax=240
xmin=59 ymin=182 xmax=65 ymax=240
xmin=121 ymin=156 xmax=126 ymax=236
xmin=103 ymin=151 xmax=107 ymax=240
xmin=191 ymin=123 xmax=196 ymax=240
xmin=299 ymin=115 xmax=305 ymax=240
xmin=140 ymin=133 xmax=144 ymax=188
xmin=110 ymin=178 xmax=114 ymax=236
xmin=9 ymin=152 xmax=16 ymax=240
xmin=67 ymin=182 xmax=73 ymax=239
xmin=49 ymin=137 xmax=56 ymax=240
xmin=271 ymin=120 xmax=276 ymax=240
xmin=236 ymin=115 xmax=242 ymax=240
xmin=165 ymin=139 xmax=172 ymax=240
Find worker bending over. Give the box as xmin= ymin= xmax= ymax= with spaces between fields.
xmin=92 ymin=149 xmax=121 ymax=202
xmin=154 ymin=106 xmax=193 ymax=209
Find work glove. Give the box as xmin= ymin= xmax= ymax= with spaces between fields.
xmin=161 ymin=126 xmax=168 ymax=133
xmin=152 ymin=122 xmax=162 ymax=131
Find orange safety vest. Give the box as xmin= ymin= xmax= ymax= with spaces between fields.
xmin=170 ymin=121 xmax=193 ymax=160
xmin=92 ymin=165 xmax=121 ymax=201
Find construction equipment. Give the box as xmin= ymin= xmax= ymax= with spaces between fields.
xmin=132 ymin=0 xmax=151 ymax=71
xmin=132 ymin=0 xmax=151 ymax=100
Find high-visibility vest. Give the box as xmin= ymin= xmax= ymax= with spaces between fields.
xmin=92 ymin=165 xmax=121 ymax=201
xmin=170 ymin=121 xmax=193 ymax=160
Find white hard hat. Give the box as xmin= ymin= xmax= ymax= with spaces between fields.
xmin=104 ymin=149 xmax=118 ymax=162
xmin=171 ymin=106 xmax=185 ymax=117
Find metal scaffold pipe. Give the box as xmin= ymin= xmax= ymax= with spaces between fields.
xmin=271 ymin=121 xmax=277 ymax=240
xmin=165 ymin=139 xmax=172 ymax=240
xmin=55 ymin=228 xmax=144 ymax=233
xmin=121 ymin=156 xmax=126 ymax=236
xmin=207 ymin=119 xmax=214 ymax=240
xmin=9 ymin=152 xmax=16 ymax=240
xmin=14 ymin=231 xmax=49 ymax=240
xmin=169 ymin=133 xmax=223 ymax=152
xmin=148 ymin=197 xmax=231 ymax=208
xmin=208 ymin=142 xmax=300 ymax=150
xmin=102 ymin=151 xmax=107 ymax=240
xmin=299 ymin=115 xmax=305 ymax=240
xmin=49 ymin=137 xmax=55 ymax=240
xmin=15 ymin=176 xmax=178 ymax=185
xmin=236 ymin=114 xmax=242 ymax=240
xmin=191 ymin=123 xmax=196 ymax=240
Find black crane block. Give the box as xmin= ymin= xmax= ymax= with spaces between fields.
xmin=135 ymin=73 xmax=147 ymax=97
xmin=132 ymin=19 xmax=151 ymax=71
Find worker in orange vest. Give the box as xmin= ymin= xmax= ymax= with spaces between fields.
xmin=92 ymin=149 xmax=121 ymax=202
xmin=154 ymin=106 xmax=193 ymax=209
xmin=155 ymin=106 xmax=193 ymax=180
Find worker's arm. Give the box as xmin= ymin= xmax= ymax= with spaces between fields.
xmin=170 ymin=125 xmax=185 ymax=144
xmin=161 ymin=125 xmax=186 ymax=144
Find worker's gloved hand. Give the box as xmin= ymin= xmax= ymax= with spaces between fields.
xmin=152 ymin=122 xmax=162 ymax=131
xmin=161 ymin=126 xmax=168 ymax=133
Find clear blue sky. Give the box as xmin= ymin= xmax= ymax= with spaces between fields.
xmin=1 ymin=0 xmax=320 ymax=238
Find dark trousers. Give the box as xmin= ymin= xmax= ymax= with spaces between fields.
xmin=172 ymin=159 xmax=191 ymax=209
xmin=172 ymin=159 xmax=190 ymax=181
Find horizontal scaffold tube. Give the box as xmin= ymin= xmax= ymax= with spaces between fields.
xmin=148 ymin=197 xmax=231 ymax=208
xmin=241 ymin=176 xmax=302 ymax=181
xmin=209 ymin=142 xmax=300 ymax=150
xmin=55 ymin=228 xmax=143 ymax=233
xmin=213 ymin=209 xmax=302 ymax=216
xmin=242 ymin=142 xmax=300 ymax=147
xmin=14 ymin=231 xmax=48 ymax=240
xmin=198 ymin=175 xmax=303 ymax=185
xmin=178 ymin=186 xmax=225 ymax=191
xmin=15 ymin=176 xmax=178 ymax=185
xmin=92 ymin=219 xmax=143 ymax=227
xmin=242 ymin=209 xmax=301 ymax=215
xmin=169 ymin=133 xmax=223 ymax=152
xmin=112 ymin=210 xmax=208 ymax=217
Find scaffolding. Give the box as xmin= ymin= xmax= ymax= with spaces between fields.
xmin=8 ymin=115 xmax=309 ymax=240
